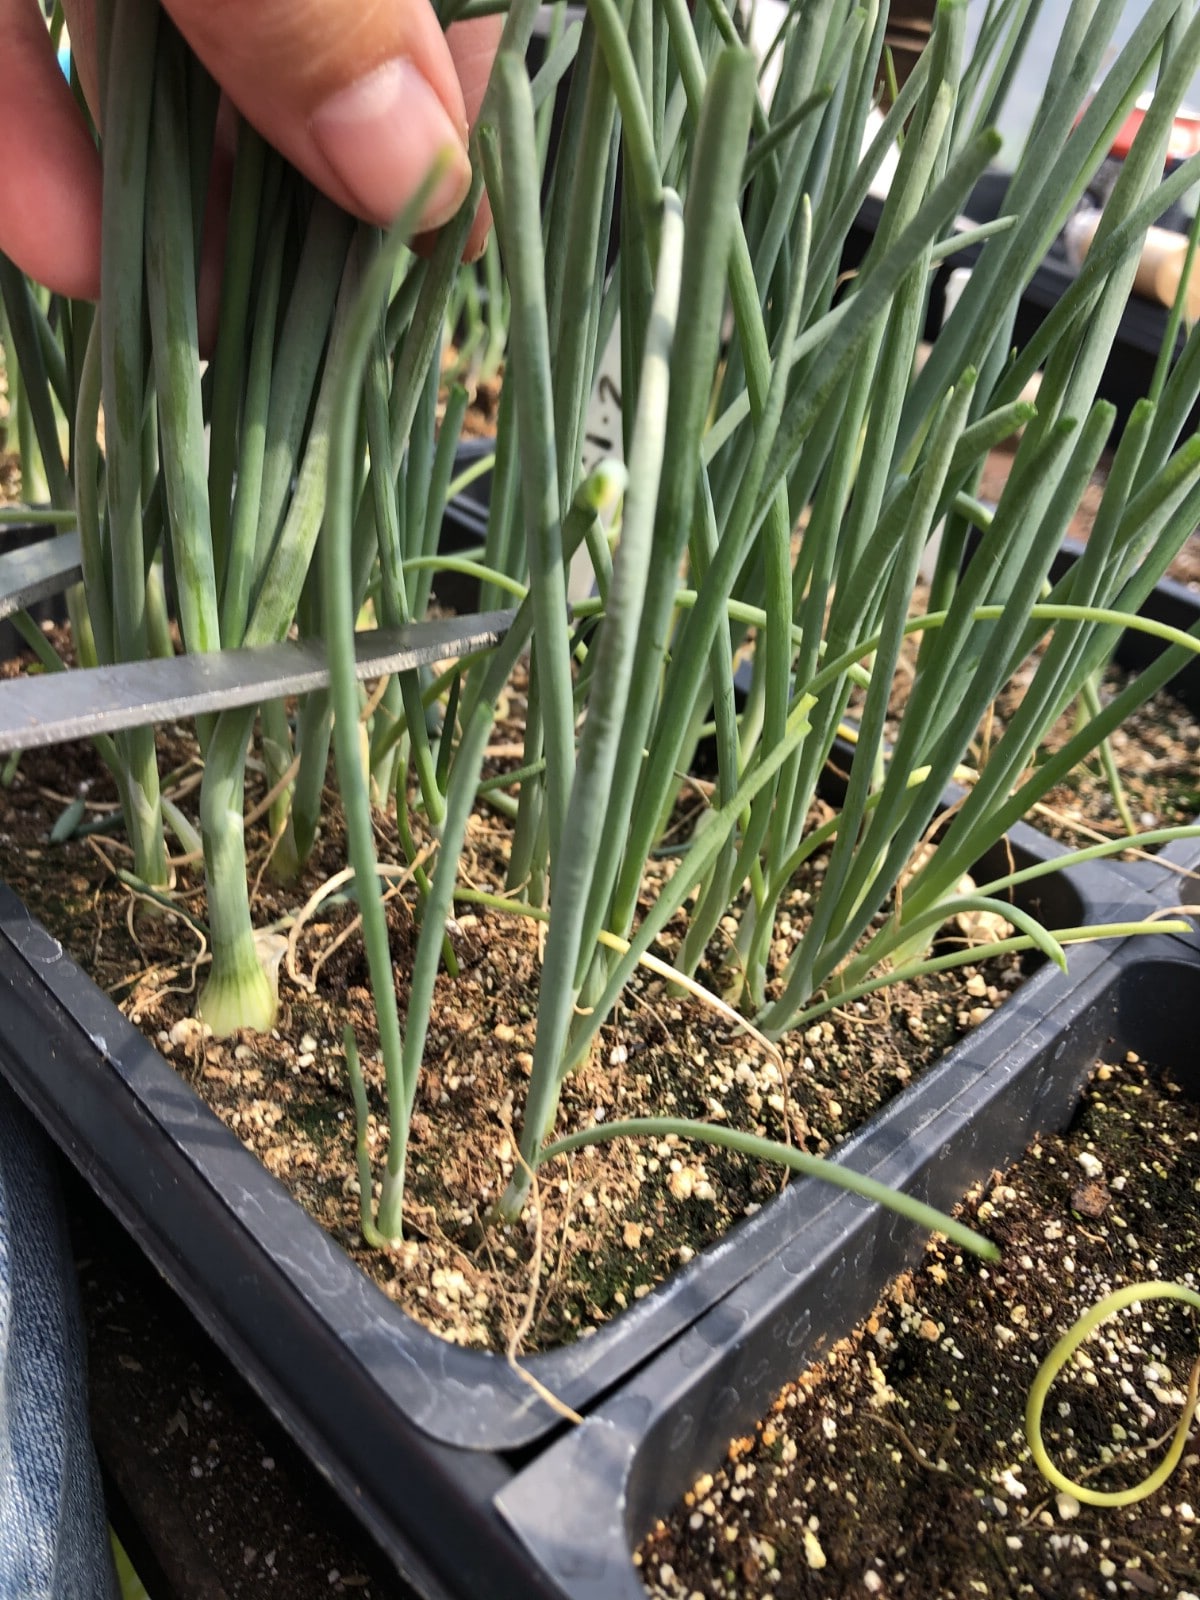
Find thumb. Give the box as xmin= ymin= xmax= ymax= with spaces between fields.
xmin=162 ymin=0 xmax=474 ymax=232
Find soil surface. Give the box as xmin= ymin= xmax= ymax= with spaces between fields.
xmin=0 ymin=673 xmax=1020 ymax=1355
xmin=638 ymin=1048 xmax=1200 ymax=1599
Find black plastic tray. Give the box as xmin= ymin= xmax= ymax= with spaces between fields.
xmin=0 ymin=809 xmax=1091 ymax=1447
xmin=0 ymin=501 xmax=1100 ymax=1475
xmin=0 ymin=501 xmax=1194 ymax=1596
xmin=0 ymin=830 xmax=1178 ymax=1600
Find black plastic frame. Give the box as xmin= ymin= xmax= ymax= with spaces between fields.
xmin=0 ymin=814 xmax=1096 ymax=1454
xmin=0 ymin=517 xmax=71 ymax=656
xmin=3 ymin=854 xmax=1195 ymax=1598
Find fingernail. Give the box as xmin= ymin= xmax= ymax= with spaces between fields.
xmin=311 ymin=58 xmax=471 ymax=230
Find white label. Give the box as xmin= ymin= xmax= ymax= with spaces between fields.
xmin=579 ymin=314 xmax=624 ymax=480
xmin=570 ymin=315 xmax=625 ymax=601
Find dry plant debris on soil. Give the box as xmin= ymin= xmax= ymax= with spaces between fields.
xmin=638 ymin=1050 xmax=1200 ymax=1600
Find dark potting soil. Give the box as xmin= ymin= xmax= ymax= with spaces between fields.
xmin=0 ymin=629 xmax=1022 ymax=1356
xmin=638 ymin=1049 xmax=1200 ymax=1600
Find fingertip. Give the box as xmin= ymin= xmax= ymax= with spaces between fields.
xmin=1 ymin=167 xmax=102 ymax=301
xmin=163 ymin=0 xmax=474 ymax=230
xmin=309 ymin=56 xmax=471 ymax=231
xmin=446 ymin=13 xmax=505 ymax=129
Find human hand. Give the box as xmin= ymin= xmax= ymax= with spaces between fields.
xmin=0 ymin=0 xmax=501 ymax=301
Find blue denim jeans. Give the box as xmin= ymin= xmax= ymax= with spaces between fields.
xmin=0 ymin=1082 xmax=118 ymax=1599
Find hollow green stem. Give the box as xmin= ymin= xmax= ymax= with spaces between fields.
xmin=774 ymin=921 xmax=1190 ymax=1037
xmin=99 ymin=0 xmax=168 ymax=886
xmin=539 ymin=1116 xmax=998 ymax=1260
xmin=196 ymin=708 xmax=277 ymax=1035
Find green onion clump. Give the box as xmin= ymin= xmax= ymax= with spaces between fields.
xmin=4 ymin=0 xmax=1200 ymax=1259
